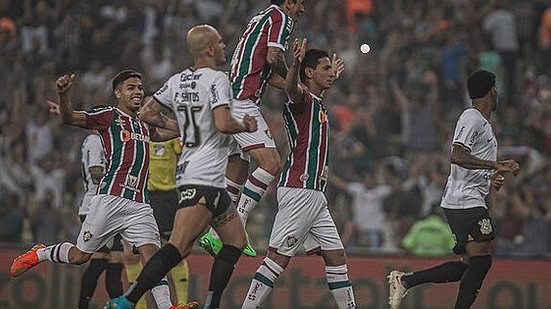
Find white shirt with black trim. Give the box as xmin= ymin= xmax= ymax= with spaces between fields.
xmin=154 ymin=67 xmax=233 ymax=189
xmin=79 ymin=133 xmax=105 ymax=215
xmin=441 ymin=108 xmax=498 ymax=209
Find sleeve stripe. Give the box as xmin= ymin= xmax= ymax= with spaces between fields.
xmin=267 ymin=42 xmax=285 ymax=50
xmin=211 ymin=103 xmax=230 ymax=111
xmin=452 ymin=142 xmax=472 ymax=152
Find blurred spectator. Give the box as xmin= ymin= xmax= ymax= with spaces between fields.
xmin=401 ymin=204 xmax=455 ymax=257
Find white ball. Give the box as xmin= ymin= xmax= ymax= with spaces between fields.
xmin=360 ymin=43 xmax=371 ymax=54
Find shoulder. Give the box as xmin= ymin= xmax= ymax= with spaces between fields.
xmin=458 ymin=109 xmax=484 ymax=125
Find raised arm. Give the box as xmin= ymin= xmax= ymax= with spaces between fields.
xmin=139 ymin=97 xmax=179 ymax=132
xmin=267 ymin=46 xmax=289 ymax=78
xmin=212 ymin=106 xmax=257 ymax=134
xmin=285 ymin=38 xmax=306 ymax=105
xmin=56 ymin=74 xmax=87 ymax=127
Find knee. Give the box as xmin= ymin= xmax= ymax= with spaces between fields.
xmin=322 ymin=249 xmax=347 ymax=266
xmin=266 ymin=251 xmax=290 ymax=269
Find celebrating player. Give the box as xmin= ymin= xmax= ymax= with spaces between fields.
xmin=11 ymin=70 xmax=182 ymax=309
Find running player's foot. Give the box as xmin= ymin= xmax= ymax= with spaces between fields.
xmin=388 ymin=270 xmax=408 ymax=309
xmin=199 ymin=232 xmax=223 ymax=257
xmin=105 ymin=296 xmax=134 ymax=309
xmin=170 ymin=301 xmax=199 ymax=309
xmin=10 ymin=244 xmax=45 ymax=277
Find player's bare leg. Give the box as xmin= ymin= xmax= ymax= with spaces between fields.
xmin=321 ymin=249 xmax=356 ymax=309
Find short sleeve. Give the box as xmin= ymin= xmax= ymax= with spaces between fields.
xmin=82 ymin=107 xmax=114 ymax=130
xmin=452 ymin=110 xmax=484 ymax=152
xmin=153 ymin=78 xmax=174 ymax=109
xmin=267 ymin=10 xmax=293 ymax=51
xmin=209 ymin=72 xmax=232 ymax=110
xmin=87 ymin=135 xmax=105 ymax=168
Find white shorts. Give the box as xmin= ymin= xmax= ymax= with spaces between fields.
xmin=268 ymin=187 xmax=344 ymax=257
xmin=76 ymin=194 xmax=161 ymax=253
xmin=232 ymin=99 xmax=276 ymax=151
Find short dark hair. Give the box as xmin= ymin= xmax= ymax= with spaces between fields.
xmin=299 ymin=49 xmax=330 ymax=83
xmin=270 ymin=0 xmax=285 ymax=5
xmin=467 ymin=70 xmax=496 ymax=99
xmin=112 ymin=69 xmax=142 ymax=91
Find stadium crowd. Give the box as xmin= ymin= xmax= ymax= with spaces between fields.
xmin=0 ymin=0 xmax=550 ymax=257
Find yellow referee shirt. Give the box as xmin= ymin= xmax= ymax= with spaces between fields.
xmin=148 ymin=138 xmax=182 ymax=191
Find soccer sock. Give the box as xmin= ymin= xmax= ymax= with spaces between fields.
xmin=78 ymin=258 xmax=108 ymax=309
xmin=204 ymin=245 xmax=241 ymax=309
xmin=36 ymin=242 xmax=74 ymax=263
xmin=242 ymin=257 xmax=283 ymax=309
xmin=125 ymin=243 xmax=182 ymax=304
xmin=455 ymin=255 xmax=492 ymax=309
xmin=401 ymin=261 xmax=467 ymax=288
xmin=171 ymin=259 xmax=189 ymax=303
xmin=105 ymin=262 xmax=124 ymax=298
xmin=124 ymin=262 xmax=146 ymax=309
xmin=151 ymin=277 xmax=172 ymax=309
xmin=237 ymin=168 xmax=274 ymax=224
xmin=226 ymin=177 xmax=243 ymax=204
xmin=326 ymin=265 xmax=356 ymax=309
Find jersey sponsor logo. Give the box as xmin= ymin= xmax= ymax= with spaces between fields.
xmin=179 ymin=188 xmax=197 ymax=201
xmin=456 ymin=126 xmax=465 ymax=139
xmin=120 ymin=129 xmax=150 ymax=142
xmin=468 ymin=131 xmax=479 ymax=146
xmin=83 ymin=231 xmax=92 ymax=242
xmin=286 ymin=235 xmax=298 ymax=248
xmin=156 ymin=84 xmax=168 ymax=96
xmin=180 ymin=72 xmax=202 ymax=82
xmin=211 ymin=84 xmax=219 ymax=104
xmin=478 ymin=219 xmax=493 ymax=235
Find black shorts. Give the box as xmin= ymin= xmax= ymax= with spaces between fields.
xmin=177 ymin=185 xmax=232 ymax=217
xmin=79 ymin=215 xmax=123 ymax=253
xmin=443 ymin=207 xmax=496 ymax=255
xmin=149 ymin=189 xmax=179 ymax=241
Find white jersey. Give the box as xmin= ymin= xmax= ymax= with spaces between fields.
xmin=79 ymin=134 xmax=106 ymax=215
xmin=441 ymin=108 xmax=498 ymax=209
xmin=154 ymin=67 xmax=232 ymax=189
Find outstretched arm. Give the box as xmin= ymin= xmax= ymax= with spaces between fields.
xmin=213 ymin=106 xmax=257 ymax=134
xmin=285 ymin=38 xmax=307 ymax=105
xmin=139 ymin=97 xmax=179 ymax=132
xmin=56 ymin=74 xmax=87 ymax=127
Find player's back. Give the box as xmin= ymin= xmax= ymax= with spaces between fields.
xmin=230 ymin=4 xmax=293 ymax=104
xmin=154 ymin=67 xmax=233 ymax=189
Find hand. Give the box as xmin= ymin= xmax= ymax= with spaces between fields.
xmin=242 ymin=114 xmax=258 ymax=132
xmin=46 ymin=100 xmax=60 ymax=115
xmin=331 ymin=53 xmax=345 ymax=79
xmin=495 ymin=159 xmax=520 ymax=176
xmin=491 ymin=172 xmax=505 ymax=191
xmin=293 ymin=38 xmax=307 ymax=64
xmin=56 ymin=74 xmax=76 ymax=95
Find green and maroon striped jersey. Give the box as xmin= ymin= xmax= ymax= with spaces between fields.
xmin=230 ymin=4 xmax=293 ymax=104
xmin=279 ymin=91 xmax=330 ymax=192
xmin=82 ymin=106 xmax=153 ymax=203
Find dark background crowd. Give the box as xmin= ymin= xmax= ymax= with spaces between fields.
xmin=1 ymin=0 xmax=550 ymax=258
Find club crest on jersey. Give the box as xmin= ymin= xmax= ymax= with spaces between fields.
xmin=478 ymin=219 xmax=493 ymax=235
xmin=285 ymin=235 xmax=297 ymax=248
xmin=83 ymin=231 xmax=92 ymax=242
xmin=121 ymin=129 xmax=150 ymax=143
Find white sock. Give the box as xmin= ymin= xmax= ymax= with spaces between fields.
xmin=151 ymin=277 xmax=172 ymax=309
xmin=36 ymin=242 xmax=74 ymax=263
xmin=242 ymin=257 xmax=283 ymax=308
xmin=237 ymin=168 xmax=274 ymax=224
xmin=226 ymin=177 xmax=243 ymax=204
xmin=326 ymin=265 xmax=356 ymax=309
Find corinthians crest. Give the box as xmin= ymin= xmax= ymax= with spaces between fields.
xmin=478 ymin=219 xmax=493 ymax=235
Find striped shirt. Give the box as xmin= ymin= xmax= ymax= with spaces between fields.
xmin=83 ymin=106 xmax=153 ymax=203
xmin=230 ymin=4 xmax=293 ymax=104
xmin=279 ymin=91 xmax=330 ymax=192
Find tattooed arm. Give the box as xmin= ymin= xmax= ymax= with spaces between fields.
xmin=139 ymin=97 xmax=179 ymax=132
xmin=267 ymin=46 xmax=289 ymax=78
